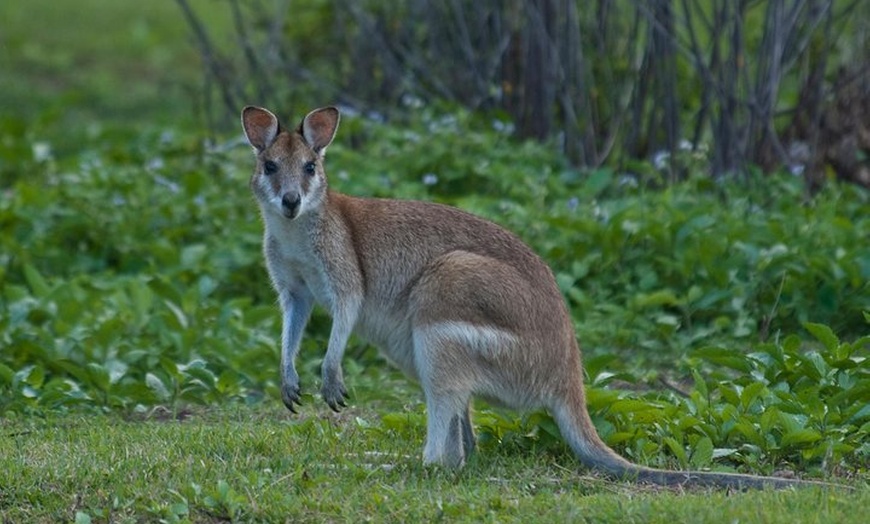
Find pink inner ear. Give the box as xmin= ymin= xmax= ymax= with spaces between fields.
xmin=247 ymin=110 xmax=275 ymax=132
xmin=243 ymin=108 xmax=278 ymax=149
xmin=303 ymin=109 xmax=338 ymax=150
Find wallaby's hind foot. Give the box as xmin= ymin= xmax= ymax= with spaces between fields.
xmin=421 ymin=394 xmax=473 ymax=468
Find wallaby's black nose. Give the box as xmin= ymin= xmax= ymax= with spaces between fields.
xmin=281 ymin=192 xmax=301 ymax=216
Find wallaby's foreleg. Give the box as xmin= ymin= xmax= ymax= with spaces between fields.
xmin=279 ymin=289 xmax=314 ymax=412
xmin=321 ymin=296 xmax=362 ymax=411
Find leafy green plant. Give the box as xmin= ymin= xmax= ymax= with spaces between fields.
xmin=481 ymin=320 xmax=869 ymax=476
xmin=1 ymin=101 xmax=868 ymax=480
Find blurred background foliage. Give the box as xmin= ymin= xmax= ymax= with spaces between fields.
xmin=176 ymin=0 xmax=870 ymax=187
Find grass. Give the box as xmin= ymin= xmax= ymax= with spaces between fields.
xmin=0 ymin=0 xmax=233 ymax=128
xmin=2 ymin=405 xmax=868 ymax=523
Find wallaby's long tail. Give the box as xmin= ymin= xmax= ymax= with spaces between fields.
xmin=550 ymin=388 xmax=832 ymax=490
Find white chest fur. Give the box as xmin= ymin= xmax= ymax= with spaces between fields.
xmin=263 ymin=213 xmax=335 ymax=311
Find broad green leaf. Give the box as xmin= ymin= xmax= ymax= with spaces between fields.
xmin=86 ymin=363 xmax=111 ymax=391
xmin=23 ymin=264 xmax=51 ymax=298
xmin=146 ymin=373 xmax=171 ymax=401
xmin=691 ymin=369 xmax=708 ymax=398
xmin=21 ymin=365 xmax=45 ymax=388
xmin=801 ymin=352 xmax=829 ymax=381
xmin=170 ymin=502 xmax=189 ymax=517
xmin=720 ymin=385 xmax=740 ymax=407
xmin=690 ymin=436 xmax=714 ymax=468
xmin=608 ymin=399 xmax=659 ymax=414
xmin=693 ymin=346 xmax=752 ymax=373
xmin=0 ymin=363 xmax=14 ymax=385
xmin=760 ymin=407 xmax=780 ymax=433
xmin=381 ymin=412 xmax=424 ymax=431
xmin=128 ymin=278 xmax=153 ymax=328
xmin=184 ymin=367 xmax=217 ymax=390
xmin=161 ymin=358 xmax=183 ymax=380
xmin=663 ymin=437 xmax=688 ymax=467
xmin=803 ymin=322 xmax=839 ymax=353
xmin=580 ymin=168 xmax=613 ymax=197
xmin=734 ymin=420 xmax=763 ymax=446
xmin=782 ymin=335 xmax=801 ymax=355
xmin=847 ymin=403 xmax=870 ymax=424
xmin=740 ymin=382 xmax=766 ymax=410
xmin=606 ymin=432 xmax=635 ymax=445
xmin=181 ymin=244 xmax=208 ymax=268
xmin=691 ymin=289 xmax=731 ymax=310
xmin=777 ymin=412 xmax=806 ymax=434
xmin=633 ymin=290 xmax=680 ymax=308
xmin=163 ymin=300 xmax=188 ymax=330
xmin=106 ymin=360 xmax=129 ymax=385
xmin=781 ymin=429 xmax=822 ymax=447
xmin=712 ymin=448 xmax=738 ymax=459
xmin=22 ymin=385 xmax=39 ymax=398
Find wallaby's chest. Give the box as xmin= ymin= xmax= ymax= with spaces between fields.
xmin=264 ymin=222 xmax=336 ymax=310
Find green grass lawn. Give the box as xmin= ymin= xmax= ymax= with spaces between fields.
xmin=0 ymin=0 xmax=232 ymax=127
xmin=3 ymin=406 xmax=868 ymax=523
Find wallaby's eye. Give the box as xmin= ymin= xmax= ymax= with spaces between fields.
xmin=263 ymin=160 xmax=278 ymax=175
xmin=304 ymin=161 xmax=316 ymax=176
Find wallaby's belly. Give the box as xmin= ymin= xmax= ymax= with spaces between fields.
xmin=354 ymin=299 xmax=419 ymax=380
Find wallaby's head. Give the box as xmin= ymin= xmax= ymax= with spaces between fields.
xmin=241 ymin=106 xmax=340 ymax=220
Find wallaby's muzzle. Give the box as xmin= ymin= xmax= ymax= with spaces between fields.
xmin=281 ymin=191 xmax=301 ymax=218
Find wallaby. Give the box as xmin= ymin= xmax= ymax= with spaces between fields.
xmin=241 ymin=105 xmax=821 ymax=489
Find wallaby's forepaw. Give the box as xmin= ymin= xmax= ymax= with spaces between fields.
xmin=281 ymin=381 xmax=302 ymax=413
xmin=322 ymin=380 xmax=349 ymax=412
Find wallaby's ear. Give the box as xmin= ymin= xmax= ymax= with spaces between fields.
xmin=301 ymin=106 xmax=340 ymax=154
xmin=241 ymin=106 xmax=280 ymax=151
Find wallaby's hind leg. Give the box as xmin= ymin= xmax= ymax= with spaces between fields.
xmin=409 ymin=251 xmax=530 ymax=467
xmin=412 ymin=327 xmax=477 ymax=468
xmin=421 ymin=390 xmax=472 ymax=467
xmin=461 ymin=403 xmax=476 ymax=456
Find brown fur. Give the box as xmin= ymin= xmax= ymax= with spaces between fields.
xmin=241 ymin=105 xmax=832 ymax=489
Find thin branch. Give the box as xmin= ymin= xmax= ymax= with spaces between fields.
xmin=174 ymin=0 xmax=240 ymax=116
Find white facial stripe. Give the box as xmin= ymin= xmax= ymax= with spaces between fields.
xmin=254 ymin=175 xmax=284 ymax=213
xmin=420 ymin=321 xmax=517 ymax=359
xmin=253 ymin=161 xmax=329 ymax=219
xmin=301 ymin=174 xmax=326 ymax=215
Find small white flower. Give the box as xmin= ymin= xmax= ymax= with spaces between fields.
xmin=618 ymin=175 xmax=638 ymax=188
xmin=492 ymin=120 xmax=515 ymax=134
xmin=32 ymin=142 xmax=52 ymax=162
xmin=154 ymin=175 xmax=181 ymax=193
xmin=147 ymin=157 xmax=165 ymax=171
xmin=788 ymin=163 xmax=805 ymax=176
xmin=336 ymin=104 xmax=360 ymax=118
xmin=422 ymin=173 xmax=438 ymax=186
xmin=366 ymin=111 xmax=385 ymax=123
xmin=401 ymin=94 xmax=424 ymax=108
xmin=593 ymin=203 xmax=610 ymax=223
xmin=567 ymin=197 xmax=579 ymax=211
xmin=652 ymin=150 xmax=670 ymax=170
